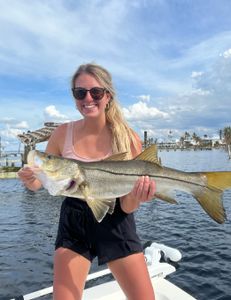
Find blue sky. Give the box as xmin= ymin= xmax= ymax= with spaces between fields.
xmin=0 ymin=0 xmax=231 ymax=151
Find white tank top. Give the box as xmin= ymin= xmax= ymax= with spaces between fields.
xmin=61 ymin=121 xmax=112 ymax=162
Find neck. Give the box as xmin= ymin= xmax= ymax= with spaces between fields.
xmin=81 ymin=116 xmax=108 ymax=134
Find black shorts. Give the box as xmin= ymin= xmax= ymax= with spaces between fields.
xmin=55 ymin=197 xmax=142 ymax=265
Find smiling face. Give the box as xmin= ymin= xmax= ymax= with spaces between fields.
xmin=74 ymin=73 xmax=110 ymax=119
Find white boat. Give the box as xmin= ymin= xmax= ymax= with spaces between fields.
xmin=11 ymin=242 xmax=197 ymax=300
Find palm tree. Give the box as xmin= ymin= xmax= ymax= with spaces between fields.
xmin=192 ymin=132 xmax=201 ymax=145
xmin=184 ymin=131 xmax=190 ymax=140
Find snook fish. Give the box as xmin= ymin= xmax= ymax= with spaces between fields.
xmin=27 ymin=145 xmax=231 ymax=223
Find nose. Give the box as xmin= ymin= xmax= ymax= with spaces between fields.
xmin=84 ymin=90 xmax=94 ymax=102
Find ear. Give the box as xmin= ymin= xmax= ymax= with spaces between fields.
xmin=106 ymin=91 xmax=112 ymax=102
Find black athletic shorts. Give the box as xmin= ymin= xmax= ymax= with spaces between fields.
xmin=55 ymin=197 xmax=142 ymax=265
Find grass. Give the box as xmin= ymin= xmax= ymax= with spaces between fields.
xmin=0 ymin=166 xmax=21 ymax=172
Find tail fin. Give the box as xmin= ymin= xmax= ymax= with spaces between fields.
xmin=195 ymin=188 xmax=226 ymax=224
xmin=202 ymin=171 xmax=231 ymax=190
xmin=195 ymin=171 xmax=231 ymax=224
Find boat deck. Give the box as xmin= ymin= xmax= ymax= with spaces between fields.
xmin=83 ymin=277 xmax=197 ymax=300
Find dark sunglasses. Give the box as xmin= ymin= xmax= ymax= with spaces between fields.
xmin=72 ymin=87 xmax=107 ymax=101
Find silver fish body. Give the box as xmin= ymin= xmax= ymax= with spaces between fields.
xmin=73 ymin=160 xmax=201 ymax=198
xmin=27 ymin=145 xmax=231 ymax=223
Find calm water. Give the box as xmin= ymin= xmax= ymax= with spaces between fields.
xmin=0 ymin=149 xmax=231 ymax=300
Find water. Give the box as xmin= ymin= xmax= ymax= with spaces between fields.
xmin=1 ymin=149 xmax=231 ymax=300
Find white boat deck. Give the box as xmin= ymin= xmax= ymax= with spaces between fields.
xmin=83 ymin=277 xmax=196 ymax=300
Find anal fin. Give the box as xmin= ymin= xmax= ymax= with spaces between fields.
xmin=155 ymin=192 xmax=178 ymax=204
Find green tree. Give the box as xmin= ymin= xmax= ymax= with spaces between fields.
xmin=184 ymin=131 xmax=190 ymax=140
xmin=192 ymin=132 xmax=201 ymax=144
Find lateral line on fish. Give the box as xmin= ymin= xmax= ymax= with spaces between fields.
xmin=82 ymin=167 xmax=219 ymax=191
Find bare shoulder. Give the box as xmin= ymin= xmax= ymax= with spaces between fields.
xmin=46 ymin=122 xmax=69 ymax=155
xmin=53 ymin=122 xmax=68 ymax=136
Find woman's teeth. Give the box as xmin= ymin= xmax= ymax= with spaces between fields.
xmin=83 ymin=104 xmax=96 ymax=108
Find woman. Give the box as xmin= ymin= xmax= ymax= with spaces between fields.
xmin=18 ymin=63 xmax=156 ymax=300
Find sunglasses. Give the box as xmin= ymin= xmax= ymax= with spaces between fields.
xmin=72 ymin=87 xmax=107 ymax=101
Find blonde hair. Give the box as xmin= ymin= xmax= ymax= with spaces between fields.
xmin=71 ymin=63 xmax=140 ymax=159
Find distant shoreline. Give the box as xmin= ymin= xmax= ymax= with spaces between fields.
xmin=0 ymin=172 xmax=18 ymax=179
xmin=0 ymin=167 xmax=20 ymax=179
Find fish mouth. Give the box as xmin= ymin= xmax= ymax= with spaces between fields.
xmin=65 ymin=180 xmax=77 ymax=192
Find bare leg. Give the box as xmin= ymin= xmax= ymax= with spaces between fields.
xmin=53 ymin=247 xmax=91 ymax=300
xmin=108 ymin=252 xmax=155 ymax=300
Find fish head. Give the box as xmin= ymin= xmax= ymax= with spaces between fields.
xmin=27 ymin=150 xmax=85 ymax=195
xmin=27 ymin=150 xmax=81 ymax=180
xmin=28 ymin=150 xmax=63 ymax=172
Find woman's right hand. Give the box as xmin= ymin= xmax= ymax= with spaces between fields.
xmin=18 ymin=166 xmax=41 ymax=191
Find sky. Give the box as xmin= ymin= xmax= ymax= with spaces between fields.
xmin=0 ymin=0 xmax=231 ymax=151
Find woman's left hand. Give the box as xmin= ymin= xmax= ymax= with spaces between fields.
xmin=120 ymin=176 xmax=156 ymax=213
xmin=131 ymin=176 xmax=156 ymax=203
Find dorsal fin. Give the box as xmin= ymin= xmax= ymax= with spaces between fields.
xmin=134 ymin=144 xmax=161 ymax=165
xmin=103 ymin=152 xmax=127 ymax=161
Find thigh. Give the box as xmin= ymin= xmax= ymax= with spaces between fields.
xmin=53 ymin=247 xmax=91 ymax=300
xmin=107 ymin=252 xmax=155 ymax=300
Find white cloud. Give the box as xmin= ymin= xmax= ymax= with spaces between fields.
xmin=44 ymin=105 xmax=69 ymax=122
xmin=0 ymin=118 xmax=29 ymax=128
xmin=0 ymin=117 xmax=15 ymax=125
xmin=0 ymin=0 xmax=130 ymax=78
xmin=0 ymin=125 xmax=23 ymax=139
xmin=220 ymin=48 xmax=231 ymax=58
xmin=123 ymin=101 xmax=169 ymax=121
xmin=190 ymin=88 xmax=211 ymax=96
xmin=191 ymin=71 xmax=203 ymax=78
xmin=137 ymin=95 xmax=150 ymax=102
xmin=15 ymin=121 xmax=29 ymax=129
